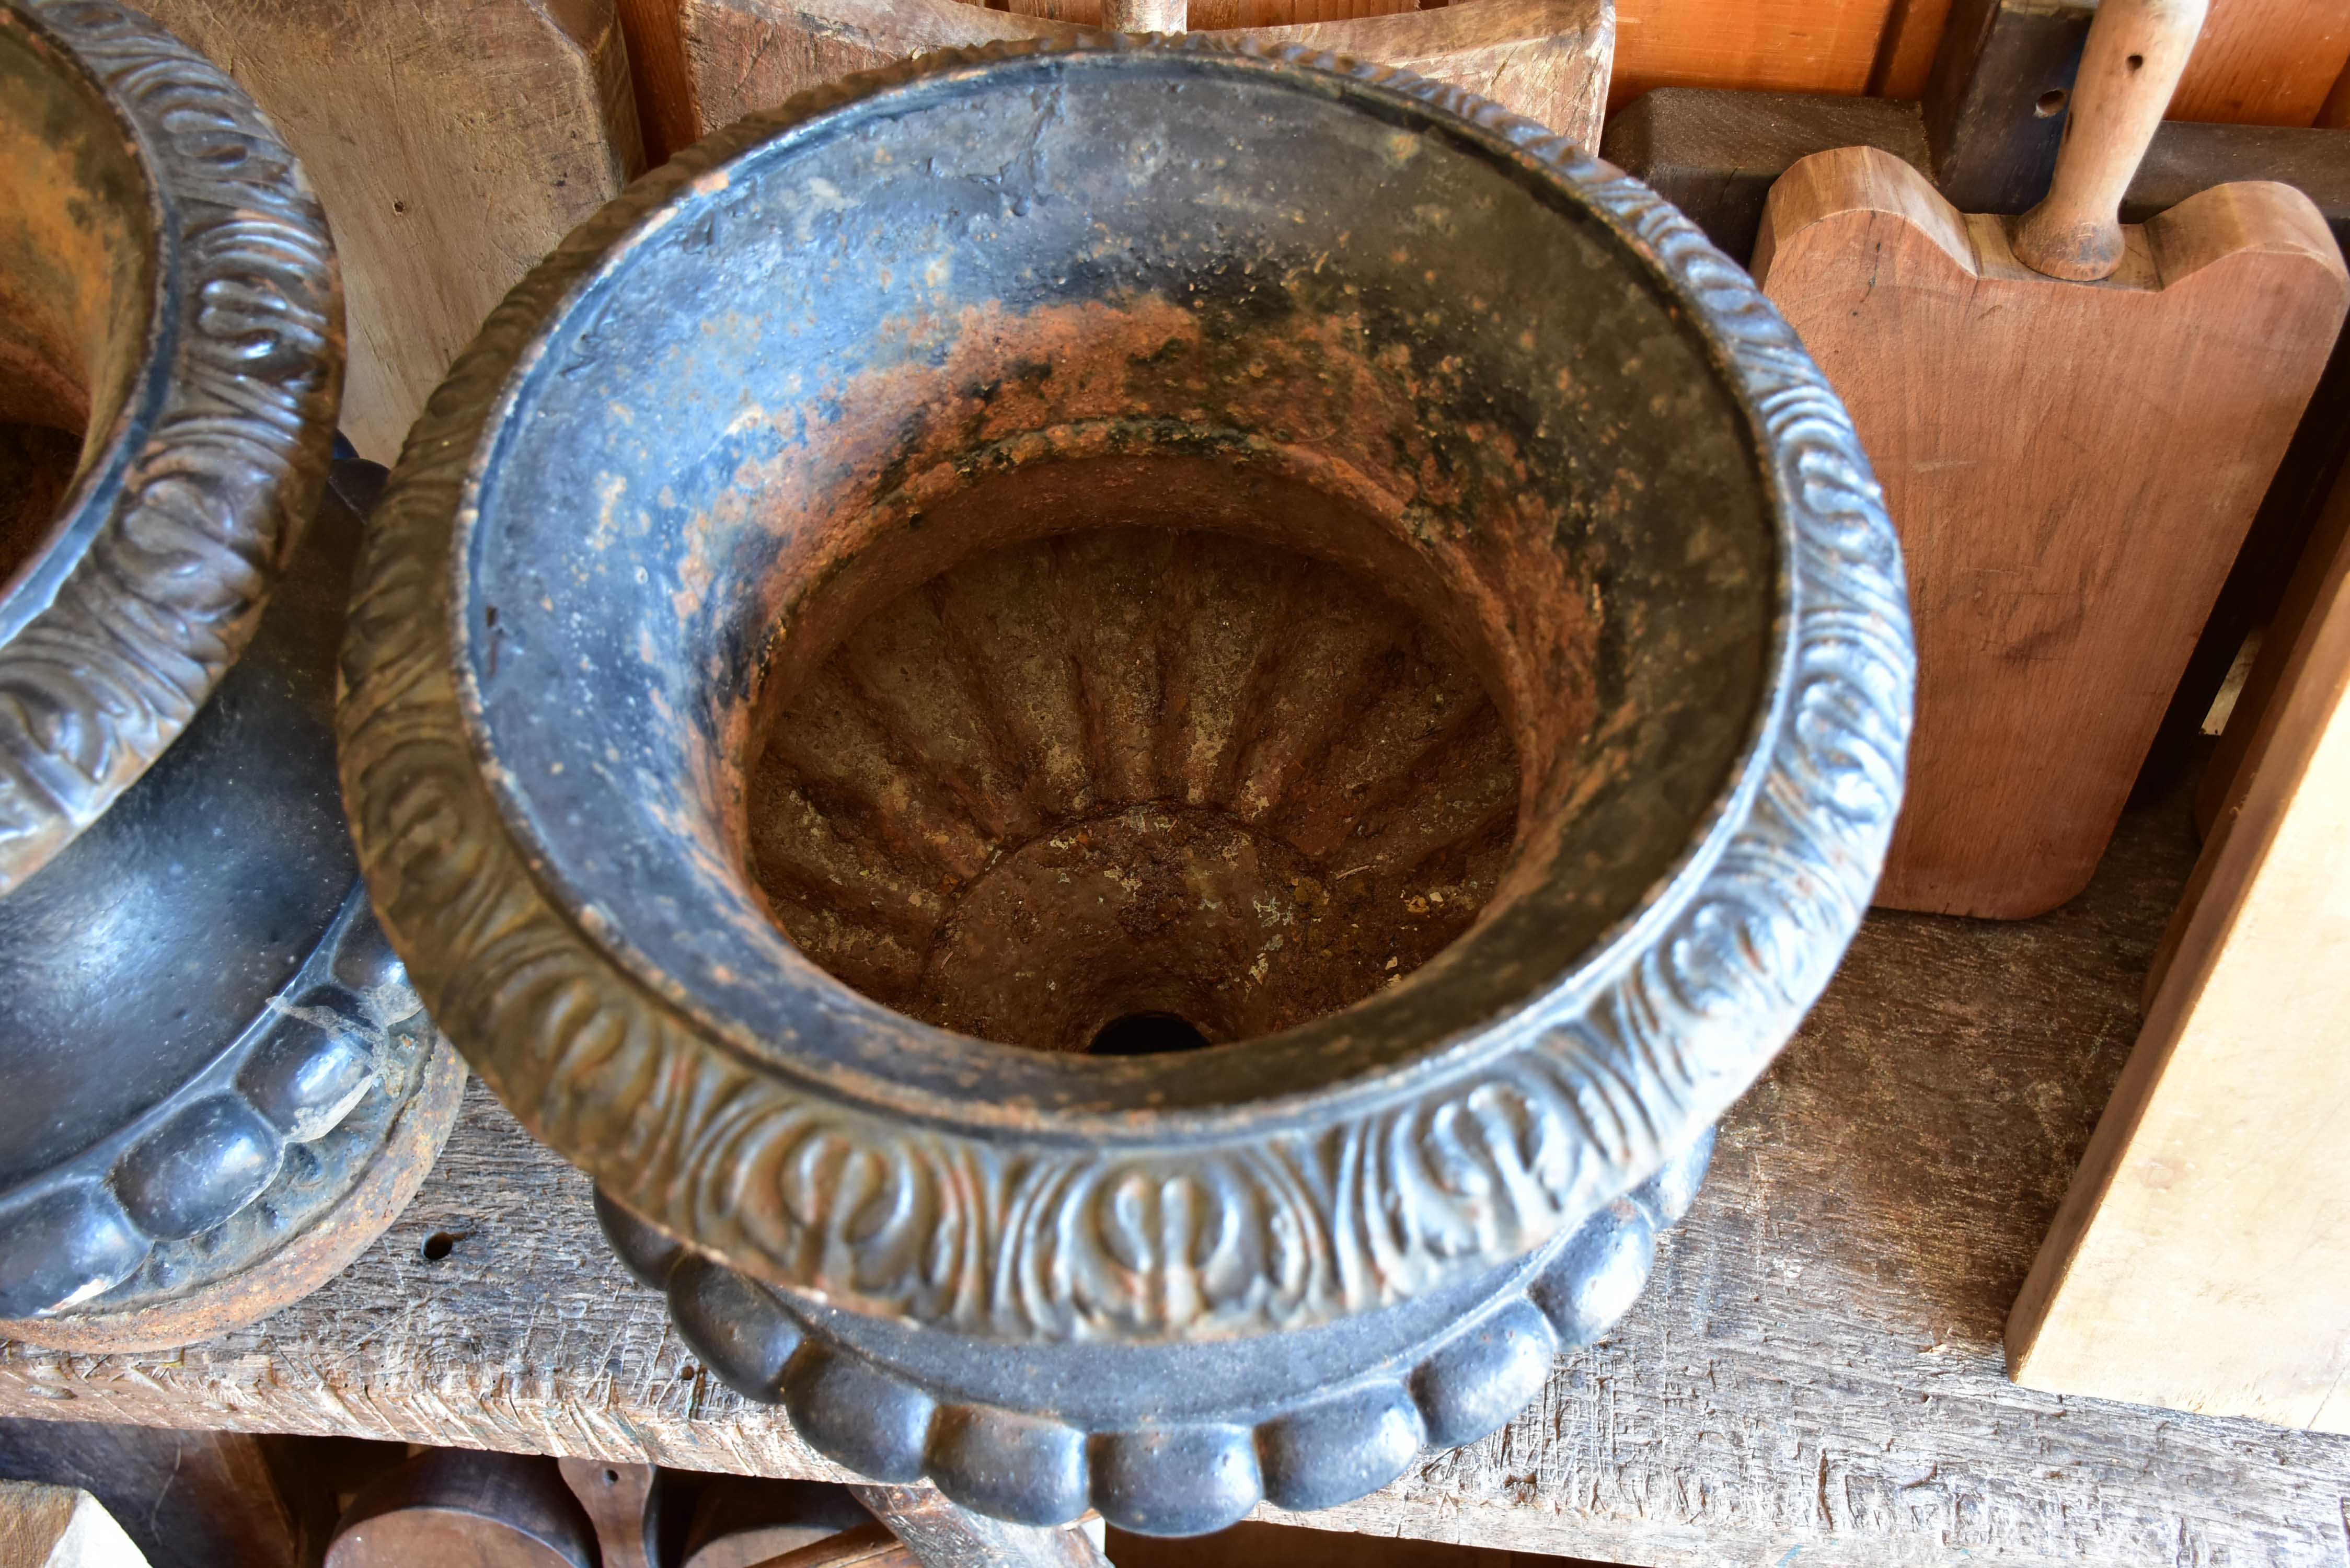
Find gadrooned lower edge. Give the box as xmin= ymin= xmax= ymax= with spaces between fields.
xmin=0 ymin=889 xmax=430 ymax=1320
xmin=596 ymin=1129 xmax=1714 ymax=1537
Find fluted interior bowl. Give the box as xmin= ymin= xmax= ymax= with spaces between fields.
xmin=0 ymin=0 xmax=340 ymax=893
xmin=450 ymin=53 xmax=1777 ymax=1113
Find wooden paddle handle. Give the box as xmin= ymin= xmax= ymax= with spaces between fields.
xmin=2013 ymin=0 xmax=2207 ymax=280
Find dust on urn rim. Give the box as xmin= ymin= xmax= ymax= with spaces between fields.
xmin=0 ymin=0 xmax=342 ymax=894
xmin=339 ymin=35 xmax=1911 ymax=1343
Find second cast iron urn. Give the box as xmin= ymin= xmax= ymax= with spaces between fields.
xmin=338 ymin=37 xmax=1915 ymax=1536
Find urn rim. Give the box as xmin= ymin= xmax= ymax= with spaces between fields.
xmin=0 ymin=0 xmax=344 ymax=894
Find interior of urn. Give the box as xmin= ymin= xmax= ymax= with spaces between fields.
xmin=460 ymin=54 xmax=1776 ymax=1105
xmin=0 ymin=17 xmax=155 ymax=597
xmin=746 ymin=491 xmax=1526 ymax=1057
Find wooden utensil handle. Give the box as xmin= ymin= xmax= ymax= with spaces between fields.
xmin=2013 ymin=0 xmax=2207 ymax=280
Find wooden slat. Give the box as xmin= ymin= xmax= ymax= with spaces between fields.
xmin=0 ymin=1483 xmax=145 ymax=1568
xmin=1866 ymin=0 xmax=1949 ymax=98
xmin=2169 ymin=0 xmax=2350 ymax=126
xmin=2007 ymin=466 xmax=2350 ymax=1433
xmin=146 ymin=0 xmax=644 ymax=461
xmin=679 ymin=0 xmax=1609 ymax=150
xmin=1869 ymin=0 xmax=2350 ymax=125
xmin=1609 ymin=0 xmax=1897 ymax=110
xmin=615 ymin=0 xmax=700 ymax=164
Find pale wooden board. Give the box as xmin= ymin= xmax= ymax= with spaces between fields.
xmin=4 ymin=783 xmax=2349 ymax=1565
xmin=0 ymin=1485 xmax=144 ymax=1568
xmin=1754 ymin=147 xmax=2346 ymax=919
xmin=146 ymin=0 xmax=645 ymax=462
xmin=2007 ymin=453 xmax=2350 ymax=1433
xmin=679 ymin=0 xmax=1609 ymax=152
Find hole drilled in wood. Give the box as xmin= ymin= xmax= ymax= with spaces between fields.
xmin=2035 ymin=88 xmax=2068 ymax=117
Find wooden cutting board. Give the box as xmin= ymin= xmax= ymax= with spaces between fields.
xmin=1753 ymin=0 xmax=2347 ymax=918
xmin=2005 ymin=429 xmax=2350 ymax=1433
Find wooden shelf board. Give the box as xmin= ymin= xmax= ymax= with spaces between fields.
xmin=4 ymin=777 xmax=2346 ymax=1565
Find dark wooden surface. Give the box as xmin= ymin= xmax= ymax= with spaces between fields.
xmin=3 ymin=780 xmax=2348 ymax=1564
xmin=0 ymin=1420 xmax=307 ymax=1568
xmin=1603 ymin=85 xmax=2350 ymax=264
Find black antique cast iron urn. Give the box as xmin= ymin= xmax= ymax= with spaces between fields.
xmin=0 ymin=0 xmax=464 ymax=1347
xmin=338 ymin=38 xmax=1915 ymax=1535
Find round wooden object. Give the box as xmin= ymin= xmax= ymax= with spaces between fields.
xmin=326 ymin=1450 xmax=597 ymax=1568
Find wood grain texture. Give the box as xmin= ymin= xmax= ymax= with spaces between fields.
xmin=2323 ymin=53 xmax=2350 ymax=130
xmin=2197 ymin=428 xmax=2350 ymax=840
xmin=679 ymin=0 xmax=1610 ymax=151
xmin=143 ymin=0 xmax=644 ymax=461
xmin=2008 ymin=456 xmax=2350 ymax=1434
xmin=1609 ymin=0 xmax=1896 ymax=111
xmin=1755 ymin=147 xmax=2346 ymax=917
xmin=2168 ymin=0 xmax=2350 ymax=126
xmin=4 ymin=788 xmax=2348 ymax=1564
xmin=1868 ymin=0 xmax=1952 ymax=99
xmin=0 ymin=1422 xmax=301 ymax=1568
xmin=616 ymin=0 xmax=700 ymax=163
xmin=849 ymin=1487 xmax=1106 ymax=1568
xmin=0 ymin=1485 xmax=143 ymax=1568
xmin=559 ymin=1459 xmax=661 ymax=1568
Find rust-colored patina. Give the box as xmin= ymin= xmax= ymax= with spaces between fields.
xmin=754 ymin=525 xmax=1519 ymax=1053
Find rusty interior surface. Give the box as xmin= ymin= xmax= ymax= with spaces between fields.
xmin=0 ymin=16 xmax=152 ymax=593
xmin=750 ymin=519 xmax=1522 ymax=1055
xmin=458 ymin=58 xmax=1772 ymax=1105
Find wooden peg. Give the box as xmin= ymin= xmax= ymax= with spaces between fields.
xmin=2013 ymin=0 xmax=2208 ymax=279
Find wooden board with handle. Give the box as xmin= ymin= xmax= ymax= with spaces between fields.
xmin=676 ymin=0 xmax=1610 ymax=156
xmin=2003 ymin=444 xmax=2350 ymax=1432
xmin=1753 ymin=0 xmax=2347 ymax=918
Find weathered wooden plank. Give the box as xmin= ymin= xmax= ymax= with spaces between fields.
xmin=679 ymin=0 xmax=1610 ymax=153
xmin=145 ymin=0 xmax=644 ymax=461
xmin=4 ymin=779 xmax=2346 ymax=1562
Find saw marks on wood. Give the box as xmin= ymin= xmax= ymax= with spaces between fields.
xmin=1755 ymin=146 xmax=2345 ymax=917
